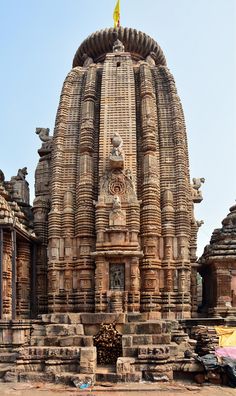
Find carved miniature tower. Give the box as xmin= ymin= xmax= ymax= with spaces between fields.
xmin=34 ymin=28 xmax=202 ymax=319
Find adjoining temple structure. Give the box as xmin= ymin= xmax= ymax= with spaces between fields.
xmin=33 ymin=27 xmax=204 ymax=320
xmin=0 ymin=168 xmax=36 ymax=320
xmin=199 ymin=203 xmax=236 ymax=318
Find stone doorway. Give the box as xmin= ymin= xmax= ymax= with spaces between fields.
xmin=93 ymin=323 xmax=122 ymax=365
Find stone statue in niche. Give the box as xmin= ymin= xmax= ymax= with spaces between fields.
xmin=125 ymin=168 xmax=135 ymax=190
xmin=109 ymin=195 xmax=126 ymax=226
xmin=145 ymin=51 xmax=156 ymax=66
xmin=82 ymin=53 xmax=94 ymax=67
xmin=110 ymin=264 xmax=124 ymax=290
xmin=113 ymin=39 xmax=125 ymax=53
xmin=110 ymin=133 xmax=123 ymax=157
xmin=109 ymin=133 xmax=124 ymax=169
xmin=10 ymin=167 xmax=29 ymax=204
xmin=191 ymin=177 xmax=205 ymax=203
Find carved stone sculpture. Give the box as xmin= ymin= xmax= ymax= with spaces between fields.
xmin=191 ymin=177 xmax=205 ymax=203
xmin=113 ymin=38 xmax=125 ymax=53
xmin=10 ymin=167 xmax=29 ymax=204
xmin=82 ymin=53 xmax=94 ymax=67
xmin=109 ymin=133 xmax=124 ymax=169
xmin=196 ymin=220 xmax=204 ymax=228
xmin=146 ymin=51 xmax=156 ymax=66
xmin=36 ymin=128 xmax=52 ymax=142
xmin=109 ymin=195 xmax=126 ymax=226
xmin=13 ymin=167 xmax=28 ymax=180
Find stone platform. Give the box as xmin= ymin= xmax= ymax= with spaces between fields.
xmin=0 ymin=313 xmax=204 ymax=385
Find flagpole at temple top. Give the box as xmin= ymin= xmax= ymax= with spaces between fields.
xmin=113 ymin=0 xmax=120 ymax=28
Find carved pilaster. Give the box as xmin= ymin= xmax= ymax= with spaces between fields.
xmin=75 ymin=65 xmax=97 ymax=312
xmin=139 ymin=63 xmax=161 ymax=313
xmin=47 ymin=68 xmax=86 ymax=312
xmin=33 ymin=197 xmax=50 ymax=313
xmin=16 ymin=241 xmax=30 ymax=318
xmin=2 ymin=231 xmax=12 ymax=319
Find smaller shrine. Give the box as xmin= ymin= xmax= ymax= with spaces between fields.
xmin=0 ymin=168 xmax=35 ymax=320
xmin=199 ymin=203 xmax=236 ymax=317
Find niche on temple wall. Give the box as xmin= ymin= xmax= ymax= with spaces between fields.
xmin=109 ymin=263 xmax=125 ymax=291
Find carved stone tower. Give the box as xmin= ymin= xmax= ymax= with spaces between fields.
xmin=34 ymin=27 xmax=201 ymax=319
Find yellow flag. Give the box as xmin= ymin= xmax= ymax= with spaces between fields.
xmin=113 ymin=0 xmax=120 ymax=28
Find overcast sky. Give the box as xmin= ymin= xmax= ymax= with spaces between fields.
xmin=1 ymin=0 xmax=235 ymax=256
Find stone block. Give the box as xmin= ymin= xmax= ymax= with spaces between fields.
xmin=122 ymin=335 xmax=133 ymax=347
xmin=83 ymin=324 xmax=99 ymax=336
xmin=18 ymin=371 xmax=55 ymax=383
xmin=164 ymin=320 xmax=179 ymax=332
xmin=80 ymin=347 xmax=96 ymax=374
xmin=12 ymin=328 xmax=27 ymax=345
xmin=75 ymin=325 xmax=84 ymax=335
xmin=168 ymin=344 xmax=178 ymax=356
xmin=96 ymin=372 xmax=118 ymax=383
xmin=122 ymin=323 xmax=137 ymax=334
xmin=127 ymin=313 xmax=144 ymax=322
xmin=44 ymin=336 xmax=60 ymax=346
xmin=152 ymin=334 xmax=163 ymax=344
xmin=161 ymin=334 xmax=171 ymax=344
xmin=4 ymin=371 xmax=18 ymax=382
xmin=46 ymin=324 xmax=81 ymax=336
xmin=122 ymin=347 xmax=138 ymax=358
xmin=31 ymin=325 xmax=46 ymax=337
xmin=82 ymin=336 xmax=94 ymax=347
xmin=59 ymin=336 xmax=80 ymax=347
xmin=0 ymin=353 xmax=18 ymax=363
xmin=133 ymin=335 xmax=153 ymax=345
xmin=117 ymin=357 xmax=135 ymax=374
xmin=42 ymin=314 xmax=70 ymax=324
xmin=119 ymin=372 xmax=142 ymax=382
xmin=30 ymin=337 xmax=46 ymax=346
xmin=68 ymin=314 xmax=82 ymax=324
xmin=80 ymin=313 xmax=126 ymax=324
xmin=136 ymin=322 xmax=162 ymax=334
xmin=142 ymin=312 xmax=162 ymax=321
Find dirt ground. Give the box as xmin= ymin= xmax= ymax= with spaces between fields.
xmin=1 ymin=382 xmax=236 ymax=396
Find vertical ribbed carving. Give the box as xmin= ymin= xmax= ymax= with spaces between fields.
xmin=16 ymin=241 xmax=30 ymax=318
xmin=2 ymin=232 xmax=12 ymax=319
xmin=48 ymin=67 xmax=85 ymax=312
xmin=139 ymin=63 xmax=161 ymax=314
xmin=154 ymin=66 xmax=193 ymax=318
xmin=75 ymin=65 xmax=97 ymax=312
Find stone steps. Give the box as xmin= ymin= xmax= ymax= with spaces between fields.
xmin=18 ymin=370 xmax=95 ymax=386
xmin=0 ymin=363 xmax=15 ymax=379
xmin=0 ymin=352 xmax=18 ymax=363
xmin=12 ymin=316 xmax=188 ymax=385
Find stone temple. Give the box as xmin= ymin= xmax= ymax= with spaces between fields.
xmin=0 ymin=27 xmax=235 ymax=384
